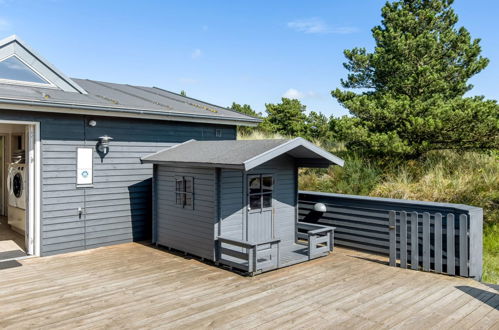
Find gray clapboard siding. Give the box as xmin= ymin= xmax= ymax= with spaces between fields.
xmin=0 ymin=109 xmax=236 ymax=256
xmin=298 ymin=191 xmax=483 ymax=280
xmin=154 ymin=165 xmax=216 ymax=260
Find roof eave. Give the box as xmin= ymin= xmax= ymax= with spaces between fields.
xmin=243 ymin=137 xmax=344 ymax=171
xmin=0 ymin=98 xmax=261 ymax=127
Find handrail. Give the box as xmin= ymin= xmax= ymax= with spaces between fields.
xmin=218 ymin=236 xmax=281 ymax=248
xmin=308 ymin=227 xmax=336 ymax=235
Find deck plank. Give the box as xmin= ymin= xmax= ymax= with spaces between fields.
xmin=0 ymin=242 xmax=496 ymax=329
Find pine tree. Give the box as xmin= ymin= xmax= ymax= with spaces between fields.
xmin=332 ymin=0 xmax=498 ymax=157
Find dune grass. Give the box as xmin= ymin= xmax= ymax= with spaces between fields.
xmin=239 ymin=131 xmax=499 ymax=283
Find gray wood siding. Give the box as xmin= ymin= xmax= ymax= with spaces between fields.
xmin=218 ymin=155 xmax=297 ymax=249
xmin=248 ymin=155 xmax=296 ymax=247
xmin=219 ymin=169 xmax=244 ymax=240
xmin=155 ymin=165 xmax=216 ymax=260
xmin=0 ymin=109 xmax=236 ymax=256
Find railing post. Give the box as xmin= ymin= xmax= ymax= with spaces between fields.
xmin=308 ymin=234 xmax=314 ymax=260
xmin=247 ymin=247 xmax=254 ymax=273
xmin=389 ymin=211 xmax=396 ymax=267
xmin=253 ymin=246 xmax=258 ymax=273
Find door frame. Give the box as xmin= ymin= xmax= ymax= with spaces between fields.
xmin=0 ymin=120 xmax=41 ymax=256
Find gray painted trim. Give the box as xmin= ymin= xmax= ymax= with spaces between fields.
xmin=0 ymin=100 xmax=261 ymax=127
xmin=299 ymin=191 xmax=482 ymax=212
xmin=243 ymin=137 xmax=344 ymax=170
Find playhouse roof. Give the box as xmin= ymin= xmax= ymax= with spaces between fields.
xmin=141 ymin=137 xmax=344 ymax=170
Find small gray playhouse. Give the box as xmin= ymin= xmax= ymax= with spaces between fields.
xmin=142 ymin=138 xmax=344 ymax=275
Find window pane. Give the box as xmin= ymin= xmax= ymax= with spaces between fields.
xmin=185 ymin=178 xmax=193 ymax=193
xmin=262 ymin=194 xmax=272 ymax=208
xmin=249 ymin=195 xmax=261 ymax=210
xmin=176 ymin=193 xmax=182 ymax=205
xmin=0 ymin=56 xmax=49 ymax=84
xmin=249 ymin=177 xmax=261 ymax=194
xmin=262 ymin=176 xmax=273 ymax=193
xmin=176 ymin=179 xmax=183 ymax=192
xmin=185 ymin=193 xmax=193 ymax=206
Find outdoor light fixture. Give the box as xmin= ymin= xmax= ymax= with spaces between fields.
xmin=97 ymin=135 xmax=113 ymax=153
xmin=88 ymin=119 xmax=97 ymax=127
xmin=314 ymin=203 xmax=327 ymax=213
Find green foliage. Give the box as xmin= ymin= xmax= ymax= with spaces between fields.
xmin=230 ymin=102 xmax=263 ymax=135
xmin=305 ymin=111 xmax=331 ymax=141
xmin=262 ymin=98 xmax=308 ymax=136
xmin=332 ymin=0 xmax=498 ymax=158
xmin=180 ymin=90 xmax=187 ymax=96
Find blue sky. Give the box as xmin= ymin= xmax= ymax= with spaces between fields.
xmin=0 ymin=0 xmax=497 ymax=117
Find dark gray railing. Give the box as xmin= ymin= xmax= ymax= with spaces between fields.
xmin=298 ymin=191 xmax=483 ymax=280
xmin=217 ymin=236 xmax=281 ymax=275
xmin=296 ymin=222 xmax=335 ymax=259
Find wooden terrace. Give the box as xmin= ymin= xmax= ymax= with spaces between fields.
xmin=0 ymin=242 xmax=497 ymax=329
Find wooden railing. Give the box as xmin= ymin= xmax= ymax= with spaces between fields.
xmin=297 ymin=222 xmax=335 ymax=259
xmin=217 ymin=236 xmax=281 ymax=275
xmin=298 ymin=191 xmax=483 ymax=280
xmin=389 ymin=211 xmax=470 ymax=277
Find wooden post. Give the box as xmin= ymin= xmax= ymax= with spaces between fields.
xmin=434 ymin=213 xmax=443 ymax=273
xmin=400 ymin=211 xmax=407 ymax=268
xmin=459 ymin=214 xmax=469 ymax=277
xmin=389 ymin=211 xmax=396 ymax=267
xmin=447 ymin=214 xmax=455 ymax=275
xmin=411 ymin=212 xmax=419 ymax=270
xmin=422 ymin=212 xmax=430 ymax=271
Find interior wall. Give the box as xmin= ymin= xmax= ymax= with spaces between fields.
xmin=0 ymin=123 xmax=27 ymax=216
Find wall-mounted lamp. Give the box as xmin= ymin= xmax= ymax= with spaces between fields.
xmin=88 ymin=120 xmax=97 ymax=127
xmin=97 ymin=135 xmax=113 ymax=153
xmin=313 ymin=203 xmax=327 ymax=213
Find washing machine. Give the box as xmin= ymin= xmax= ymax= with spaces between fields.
xmin=7 ymin=163 xmax=26 ymax=234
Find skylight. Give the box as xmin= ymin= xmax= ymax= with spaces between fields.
xmin=0 ymin=56 xmax=50 ymax=85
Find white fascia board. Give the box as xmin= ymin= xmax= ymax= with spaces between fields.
xmin=243 ymin=137 xmax=344 ymax=171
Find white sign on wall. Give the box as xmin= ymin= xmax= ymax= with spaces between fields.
xmin=77 ymin=148 xmax=93 ymax=185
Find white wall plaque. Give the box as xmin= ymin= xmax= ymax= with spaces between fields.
xmin=77 ymin=147 xmax=93 ymax=185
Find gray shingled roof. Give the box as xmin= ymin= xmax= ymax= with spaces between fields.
xmin=141 ymin=138 xmax=344 ymax=170
xmin=0 ymin=78 xmax=260 ymax=125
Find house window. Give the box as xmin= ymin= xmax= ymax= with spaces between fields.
xmin=0 ymin=55 xmax=51 ymax=85
xmin=175 ymin=176 xmax=194 ymax=209
xmin=215 ymin=129 xmax=222 ymax=137
xmin=248 ymin=175 xmax=273 ymax=211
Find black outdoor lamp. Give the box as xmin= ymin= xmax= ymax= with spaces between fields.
xmin=97 ymin=135 xmax=113 ymax=153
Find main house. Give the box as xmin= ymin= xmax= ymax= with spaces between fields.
xmin=0 ymin=35 xmax=259 ymax=259
xmin=0 ymin=35 xmax=344 ymax=275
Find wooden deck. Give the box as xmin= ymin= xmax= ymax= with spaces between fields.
xmin=0 ymin=216 xmax=26 ymax=261
xmin=0 ymin=243 xmax=497 ymax=329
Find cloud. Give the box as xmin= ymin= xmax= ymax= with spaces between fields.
xmin=287 ymin=18 xmax=357 ymax=35
xmin=0 ymin=18 xmax=10 ymax=31
xmin=282 ymin=88 xmax=321 ymax=100
xmin=283 ymin=88 xmax=305 ymax=99
xmin=191 ymin=48 xmax=202 ymax=59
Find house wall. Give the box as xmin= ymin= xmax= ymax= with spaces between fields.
xmin=0 ymin=109 xmax=236 ymax=256
xmin=154 ymin=165 xmax=216 ymax=260
xmin=219 ymin=155 xmax=297 ymax=248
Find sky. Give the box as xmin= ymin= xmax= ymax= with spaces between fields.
xmin=0 ymin=0 xmax=497 ymax=117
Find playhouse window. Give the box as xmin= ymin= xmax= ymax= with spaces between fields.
xmin=248 ymin=175 xmax=273 ymax=210
xmin=175 ymin=176 xmax=194 ymax=209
